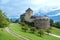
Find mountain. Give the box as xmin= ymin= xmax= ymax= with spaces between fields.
xmin=47 ymin=9 xmax=60 ymax=15
xmin=34 ymin=9 xmax=60 ymax=22
xmin=9 ymin=9 xmax=60 ymax=22
xmin=47 ymin=9 xmax=60 ymax=22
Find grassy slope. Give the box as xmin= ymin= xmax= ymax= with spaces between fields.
xmin=0 ymin=28 xmax=19 ymax=40
xmin=9 ymin=23 xmax=60 ymax=40
xmin=50 ymin=27 xmax=60 ymax=36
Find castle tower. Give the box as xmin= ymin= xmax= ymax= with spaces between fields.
xmin=26 ymin=8 xmax=33 ymax=16
xmin=24 ymin=8 xmax=34 ymax=22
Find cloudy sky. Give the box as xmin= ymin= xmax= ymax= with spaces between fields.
xmin=0 ymin=0 xmax=60 ymax=21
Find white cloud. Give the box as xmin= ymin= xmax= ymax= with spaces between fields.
xmin=31 ymin=0 xmax=46 ymax=5
xmin=30 ymin=0 xmax=60 ymax=13
xmin=0 ymin=0 xmax=10 ymax=4
xmin=48 ymin=13 xmax=60 ymax=17
xmin=0 ymin=0 xmax=60 ymax=18
xmin=30 ymin=0 xmax=60 ymax=7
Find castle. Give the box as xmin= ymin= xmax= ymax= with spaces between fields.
xmin=21 ymin=8 xmax=50 ymax=29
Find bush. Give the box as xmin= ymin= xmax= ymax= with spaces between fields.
xmin=30 ymin=27 xmax=36 ymax=33
xmin=46 ymin=29 xmax=51 ymax=33
xmin=38 ymin=29 xmax=44 ymax=37
xmin=21 ymin=25 xmax=28 ymax=32
xmin=21 ymin=23 xmax=25 ymax=26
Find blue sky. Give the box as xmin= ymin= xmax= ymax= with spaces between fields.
xmin=0 ymin=0 xmax=60 ymax=21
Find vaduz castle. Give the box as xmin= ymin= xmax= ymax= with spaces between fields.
xmin=21 ymin=8 xmax=50 ymax=29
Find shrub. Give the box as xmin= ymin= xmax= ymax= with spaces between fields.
xmin=30 ymin=27 xmax=36 ymax=33
xmin=21 ymin=25 xmax=28 ymax=32
xmin=38 ymin=29 xmax=44 ymax=37
xmin=46 ymin=29 xmax=51 ymax=33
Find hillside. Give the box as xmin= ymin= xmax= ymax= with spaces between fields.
xmin=9 ymin=23 xmax=60 ymax=40
xmin=0 ymin=28 xmax=19 ymax=40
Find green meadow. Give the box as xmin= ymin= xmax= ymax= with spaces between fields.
xmin=0 ymin=28 xmax=19 ymax=40
xmin=9 ymin=23 xmax=60 ymax=40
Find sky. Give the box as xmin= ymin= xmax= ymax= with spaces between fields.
xmin=0 ymin=0 xmax=60 ymax=21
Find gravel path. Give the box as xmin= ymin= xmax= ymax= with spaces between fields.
xmin=5 ymin=27 xmax=30 ymax=40
xmin=45 ymin=32 xmax=60 ymax=38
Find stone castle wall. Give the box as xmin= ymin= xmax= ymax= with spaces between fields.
xmin=34 ymin=18 xmax=50 ymax=29
xmin=21 ymin=8 xmax=50 ymax=29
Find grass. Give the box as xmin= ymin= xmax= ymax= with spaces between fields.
xmin=9 ymin=23 xmax=60 ymax=40
xmin=0 ymin=28 xmax=19 ymax=40
xmin=50 ymin=27 xmax=60 ymax=36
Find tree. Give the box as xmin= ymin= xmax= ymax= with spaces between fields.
xmin=50 ymin=19 xmax=54 ymax=26
xmin=20 ymin=14 xmax=25 ymax=22
xmin=54 ymin=22 xmax=60 ymax=28
xmin=38 ymin=29 xmax=44 ymax=37
xmin=14 ymin=19 xmax=19 ymax=23
xmin=9 ymin=18 xmax=13 ymax=23
xmin=0 ymin=10 xmax=9 ymax=28
xmin=30 ymin=27 xmax=36 ymax=33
